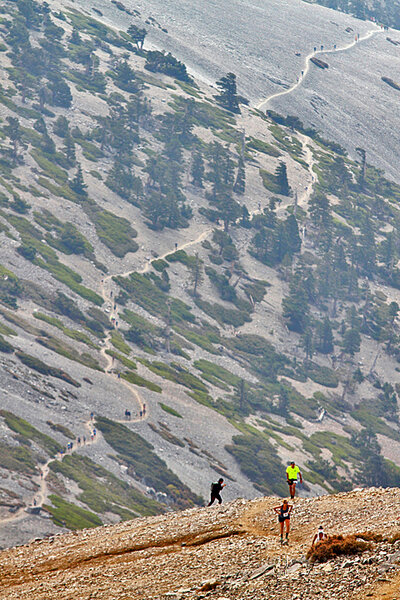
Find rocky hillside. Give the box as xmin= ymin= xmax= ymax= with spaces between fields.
xmin=1 ymin=0 xmax=400 ymax=547
xmin=0 ymin=487 xmax=400 ymax=599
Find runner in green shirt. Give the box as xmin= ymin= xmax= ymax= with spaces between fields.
xmin=286 ymin=461 xmax=302 ymax=499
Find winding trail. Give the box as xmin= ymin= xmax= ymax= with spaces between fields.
xmin=256 ymin=26 xmax=382 ymax=112
xmin=0 ymin=420 xmax=99 ymax=526
xmin=2 ymin=26 xmax=380 ymax=530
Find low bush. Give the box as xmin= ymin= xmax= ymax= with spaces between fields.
xmin=0 ymin=410 xmax=61 ymax=455
xmin=0 ymin=334 xmax=13 ymax=353
xmin=306 ymin=535 xmax=371 ymax=563
xmin=151 ymin=258 xmax=168 ymax=272
xmin=110 ymin=331 xmax=131 ymax=355
xmin=84 ymin=206 xmax=138 ymax=258
xmin=36 ymin=336 xmax=103 ymax=371
xmin=50 ymin=454 xmax=161 ymax=520
xmin=246 ymin=136 xmax=281 ymax=157
xmin=95 ymin=417 xmax=203 ymax=507
xmin=194 ymin=359 xmax=240 ymax=388
xmin=159 ymin=403 xmax=182 ymax=418
xmin=46 ymin=421 xmax=75 ymax=440
xmin=115 ymin=273 xmax=194 ymax=323
xmin=45 ymin=494 xmax=103 ymax=530
xmin=15 ymin=351 xmax=81 ymax=387
xmin=122 ymin=371 xmax=162 ymax=393
xmin=195 ymin=298 xmax=251 ymax=327
xmin=165 ymin=250 xmax=197 ymax=268
xmin=0 ymin=441 xmax=37 ymax=475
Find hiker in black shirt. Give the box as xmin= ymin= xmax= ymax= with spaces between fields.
xmin=208 ymin=478 xmax=226 ymax=506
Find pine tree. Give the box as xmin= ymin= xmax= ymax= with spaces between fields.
xmin=127 ymin=24 xmax=147 ymax=49
xmin=63 ymin=133 xmax=76 ymax=166
xmin=275 ymin=161 xmax=290 ymax=196
xmin=188 ymin=253 xmax=203 ymax=297
xmin=4 ymin=116 xmax=22 ymax=159
xmin=233 ymin=155 xmax=245 ymax=194
xmin=50 ymin=78 xmax=72 ymax=108
xmin=282 ymin=275 xmax=310 ymax=333
xmin=343 ymin=328 xmax=361 ymax=356
xmin=70 ymin=164 xmax=87 ymax=196
xmin=191 ymin=151 xmax=204 ymax=187
xmin=301 ymin=327 xmax=314 ymax=364
xmin=215 ymin=72 xmax=240 ymax=114
xmin=69 ymin=27 xmax=82 ymax=45
xmin=316 ymin=317 xmax=334 ymax=354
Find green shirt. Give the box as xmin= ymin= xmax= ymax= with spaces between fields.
xmin=286 ymin=465 xmax=301 ymax=480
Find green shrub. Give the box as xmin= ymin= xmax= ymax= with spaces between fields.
xmin=85 ymin=206 xmax=138 ymax=257
xmin=36 ymin=258 xmax=103 ymax=306
xmin=31 ymin=149 xmax=68 ymax=185
xmin=307 ymin=364 xmax=339 ymax=388
xmin=246 ymin=136 xmax=281 ymax=157
xmin=110 ymin=331 xmax=131 ymax=355
xmin=0 ymin=442 xmax=37 ymax=475
xmin=143 ymin=360 xmax=208 ymax=393
xmin=122 ymin=371 xmax=162 ymax=393
xmin=115 ymin=273 xmax=194 ymax=323
xmin=174 ymin=325 xmax=219 ymax=354
xmin=0 ymin=334 xmax=13 ymax=353
xmin=165 ymin=250 xmax=197 ymax=268
xmin=195 ymin=298 xmax=251 ymax=327
xmin=159 ymin=403 xmax=183 ymax=418
xmin=50 ymin=454 xmax=161 ymax=519
xmin=95 ymin=417 xmax=202 ymax=508
xmin=226 ymin=429 xmax=287 ymax=496
xmin=194 ymin=359 xmax=240 ymax=387
xmin=34 ymin=312 xmax=98 ymax=349
xmin=0 ymin=410 xmax=61 ymax=455
xmin=15 ymin=351 xmax=81 ymax=387
xmin=151 ymin=258 xmax=168 ymax=272
xmin=46 ymin=421 xmax=75 ymax=439
xmin=105 ymin=350 xmax=137 ymax=370
xmin=45 ymin=494 xmax=103 ymax=530
xmin=36 ymin=336 xmax=103 ymax=371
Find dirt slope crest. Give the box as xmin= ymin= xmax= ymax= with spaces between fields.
xmin=1 ymin=487 xmax=400 ymax=599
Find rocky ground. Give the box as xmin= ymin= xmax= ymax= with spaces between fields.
xmin=0 ymin=487 xmax=400 ymax=600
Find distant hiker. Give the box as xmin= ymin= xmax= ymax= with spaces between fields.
xmin=273 ymin=499 xmax=292 ymax=544
xmin=286 ymin=461 xmax=303 ymax=499
xmin=140 ymin=410 xmax=143 ymax=418
xmin=175 ymin=242 xmax=178 ymax=251
xmin=93 ymin=428 xmax=97 ymax=437
xmin=90 ymin=412 xmax=94 ymax=421
xmin=143 ymin=403 xmax=146 ymax=415
xmin=110 ymin=291 xmax=113 ymax=298
xmin=117 ymin=373 xmax=121 ymax=379
xmin=208 ymin=478 xmax=226 ymax=506
xmin=77 ymin=437 xmax=81 ymax=445
xmin=83 ymin=436 xmax=86 ymax=444
xmin=312 ymin=525 xmax=327 ymax=547
xmin=33 ymin=499 xmax=37 ymax=506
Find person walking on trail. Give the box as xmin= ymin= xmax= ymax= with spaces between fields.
xmin=274 ymin=499 xmax=292 ymax=545
xmin=312 ymin=525 xmax=327 ymax=547
xmin=286 ymin=461 xmax=302 ymax=499
xmin=208 ymin=478 xmax=226 ymax=506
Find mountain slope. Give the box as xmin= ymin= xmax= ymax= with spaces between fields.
xmin=1 ymin=0 xmax=400 ymax=548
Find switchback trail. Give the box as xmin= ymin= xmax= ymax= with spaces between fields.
xmin=0 ymin=420 xmax=99 ymax=527
xmin=256 ymin=26 xmax=382 ymax=112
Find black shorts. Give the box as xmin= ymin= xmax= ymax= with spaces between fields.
xmin=287 ymin=478 xmax=297 ymax=485
xmin=278 ymin=515 xmax=290 ymax=522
